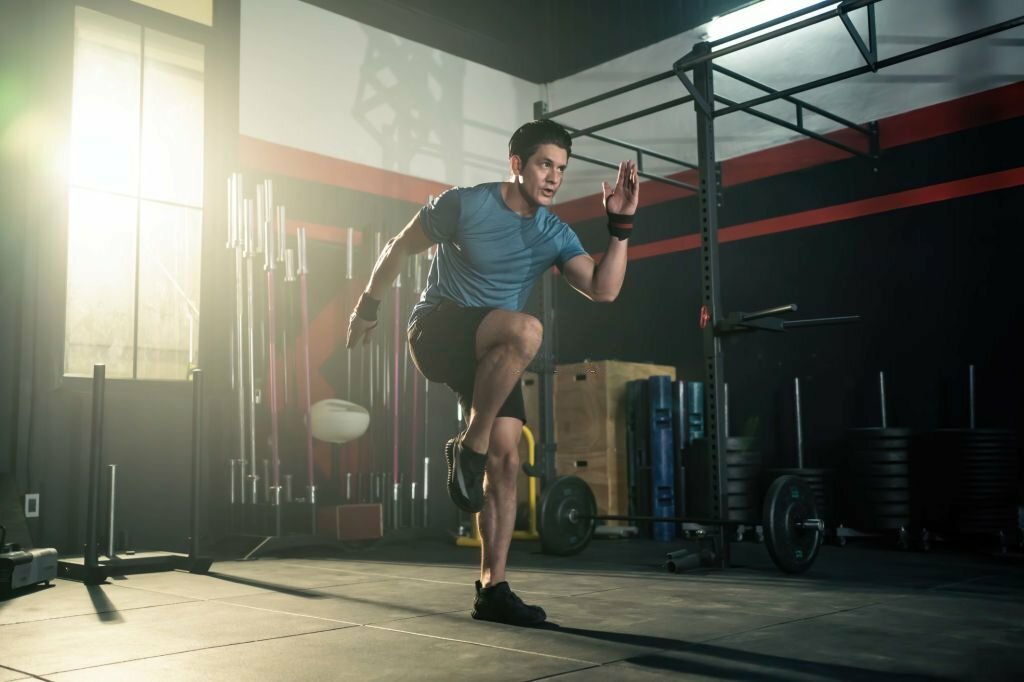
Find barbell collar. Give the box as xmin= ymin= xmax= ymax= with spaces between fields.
xmin=796 ymin=519 xmax=824 ymax=531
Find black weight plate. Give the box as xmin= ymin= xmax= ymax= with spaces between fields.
xmin=848 ymin=427 xmax=915 ymax=438
xmin=959 ymin=473 xmax=1019 ymax=483
xmin=845 ymin=477 xmax=909 ymax=490
xmin=850 ymin=441 xmax=915 ymax=452
xmin=727 ymin=465 xmax=762 ymax=480
xmin=847 ymin=450 xmax=910 ymax=462
xmin=768 ymin=469 xmax=831 ymax=486
xmin=763 ymin=475 xmax=821 ymax=574
xmin=845 ymin=463 xmax=910 ymax=476
xmin=960 ymin=475 xmax=1019 ymax=485
xmin=727 ymin=480 xmax=760 ymax=494
xmin=936 ymin=428 xmax=1015 ymax=438
xmin=539 ymin=475 xmax=596 ymax=556
xmin=727 ymin=436 xmax=758 ymax=452
xmin=855 ymin=490 xmax=912 ymax=504
xmin=959 ymin=489 xmax=1018 ymax=498
xmin=960 ymin=459 xmax=1019 ymax=468
xmin=961 ymin=459 xmax=1020 ymax=467
xmin=726 ymin=452 xmax=762 ymax=466
xmin=727 ymin=494 xmax=758 ymax=509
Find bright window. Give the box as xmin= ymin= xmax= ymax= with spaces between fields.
xmin=65 ymin=7 xmax=204 ymax=380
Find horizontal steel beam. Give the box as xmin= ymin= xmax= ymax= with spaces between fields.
xmin=714 ymin=95 xmax=873 ymax=159
xmin=567 ymin=96 xmax=694 ymax=138
xmin=712 ymin=64 xmax=870 ymax=135
xmin=571 ymin=153 xmax=698 ymax=192
xmin=540 ymin=70 xmax=676 ymax=120
xmin=564 ymin=125 xmax=698 ymax=170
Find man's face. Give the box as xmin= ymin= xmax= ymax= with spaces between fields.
xmin=514 ymin=143 xmax=568 ymax=207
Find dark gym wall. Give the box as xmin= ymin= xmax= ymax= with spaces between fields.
xmin=557 ymin=108 xmax=1024 ymax=472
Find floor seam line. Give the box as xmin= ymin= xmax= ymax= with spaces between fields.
xmin=0 ymin=596 xmax=201 ymax=627
xmin=697 ymin=601 xmax=887 ymax=643
xmin=365 ymin=624 xmax=597 ymax=664
xmin=0 ymin=663 xmax=55 ymax=682
xmin=37 ymin=625 xmax=355 ymax=677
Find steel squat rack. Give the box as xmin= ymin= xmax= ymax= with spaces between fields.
xmin=530 ymin=0 xmax=1024 ymax=569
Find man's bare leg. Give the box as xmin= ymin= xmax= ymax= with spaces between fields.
xmin=461 ymin=310 xmax=541 ymax=455
xmin=477 ymin=416 xmax=522 ymax=587
xmin=471 ymin=414 xmax=545 ymax=626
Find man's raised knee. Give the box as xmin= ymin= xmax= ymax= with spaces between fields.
xmin=511 ymin=315 xmax=543 ymax=359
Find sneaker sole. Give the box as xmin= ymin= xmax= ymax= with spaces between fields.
xmin=471 ymin=610 xmax=546 ymax=627
xmin=446 ymin=438 xmax=475 ymax=513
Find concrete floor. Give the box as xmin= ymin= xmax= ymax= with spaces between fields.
xmin=1 ymin=536 xmax=1022 ymax=681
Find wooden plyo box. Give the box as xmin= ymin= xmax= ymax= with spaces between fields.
xmin=554 ymin=360 xmax=676 ymax=518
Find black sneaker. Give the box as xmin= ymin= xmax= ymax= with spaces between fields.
xmin=472 ymin=581 xmax=546 ymax=627
xmin=445 ymin=435 xmax=487 ymax=513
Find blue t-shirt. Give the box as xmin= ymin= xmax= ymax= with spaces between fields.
xmin=409 ymin=183 xmax=586 ymax=328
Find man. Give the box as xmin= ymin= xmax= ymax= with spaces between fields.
xmin=347 ymin=119 xmax=638 ymax=626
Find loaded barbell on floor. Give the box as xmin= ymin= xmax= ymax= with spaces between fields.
xmin=538 ymin=473 xmax=824 ymax=574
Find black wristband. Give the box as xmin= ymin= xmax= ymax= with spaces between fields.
xmin=355 ymin=293 xmax=381 ymax=322
xmin=607 ymin=211 xmax=634 ymax=241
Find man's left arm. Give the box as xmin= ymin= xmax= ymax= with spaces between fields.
xmin=561 ymin=160 xmax=639 ymax=303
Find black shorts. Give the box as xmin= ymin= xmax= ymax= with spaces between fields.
xmin=407 ymin=299 xmax=527 ymax=424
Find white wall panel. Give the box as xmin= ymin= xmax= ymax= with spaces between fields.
xmin=240 ymin=0 xmax=540 ymax=189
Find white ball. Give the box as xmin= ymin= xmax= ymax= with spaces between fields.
xmin=310 ymin=399 xmax=370 ymax=444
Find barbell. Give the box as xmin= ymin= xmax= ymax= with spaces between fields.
xmin=538 ymin=473 xmax=824 ymax=574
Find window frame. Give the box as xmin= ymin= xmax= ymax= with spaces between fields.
xmin=61 ymin=0 xmax=218 ymax=385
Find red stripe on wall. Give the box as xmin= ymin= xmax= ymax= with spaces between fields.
xmin=239 ymin=135 xmax=451 ymax=205
xmin=611 ymin=166 xmax=1024 ymax=262
xmin=554 ymin=81 xmax=1024 ymax=225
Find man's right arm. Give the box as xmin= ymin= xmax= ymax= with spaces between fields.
xmin=347 ymin=213 xmax=434 ymax=348
xmin=363 ymin=213 xmax=434 ymax=301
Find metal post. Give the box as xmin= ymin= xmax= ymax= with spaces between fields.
xmin=879 ymin=371 xmax=888 ymax=429
xmin=106 ymin=464 xmax=117 ymax=558
xmin=794 ymin=377 xmax=804 ymax=469
xmin=297 ymin=228 xmax=316 ymax=532
xmin=262 ymin=180 xmax=282 ymax=536
xmin=685 ymin=42 xmax=729 ymax=569
xmin=723 ymin=382 xmax=730 ymax=440
xmin=968 ymin=364 xmax=976 ymax=430
xmin=190 ymin=368 xmax=202 ymax=560
xmin=423 ymin=455 xmax=430 ymax=527
xmin=346 ymin=227 xmax=354 ymax=400
xmin=539 ymin=269 xmax=558 ymax=486
xmin=244 ymin=199 xmax=259 ymax=504
xmin=85 ymin=364 xmax=105 ymax=570
xmin=228 ymin=174 xmax=247 ymax=504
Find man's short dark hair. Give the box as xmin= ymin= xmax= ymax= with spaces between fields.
xmin=508 ymin=120 xmax=572 ymax=165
